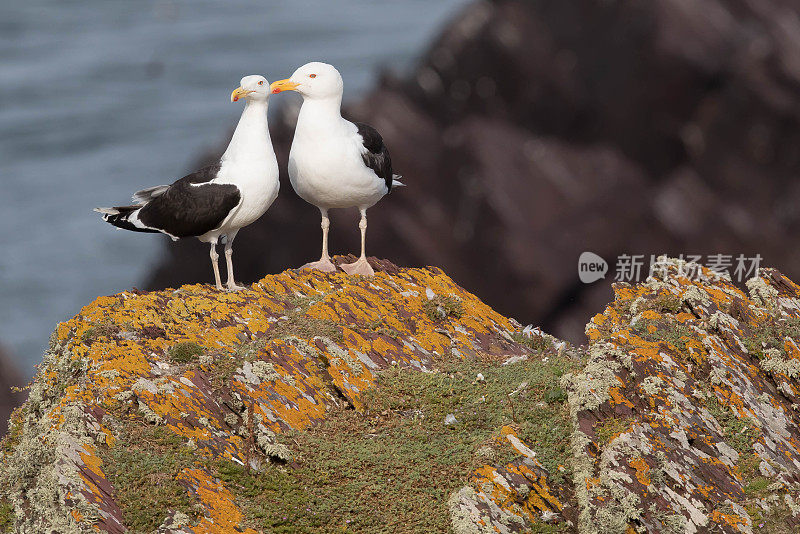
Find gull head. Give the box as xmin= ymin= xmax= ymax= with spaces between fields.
xmin=231 ymin=75 xmax=270 ymax=103
xmin=270 ymin=62 xmax=342 ymax=100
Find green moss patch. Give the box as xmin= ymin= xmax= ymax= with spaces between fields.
xmin=365 ymin=316 xmax=400 ymax=338
xmin=744 ymin=502 xmax=796 ymax=533
xmin=705 ymin=396 xmax=760 ymax=456
xmin=98 ymin=422 xmax=198 ymax=532
xmin=223 ymin=351 xmax=583 ymax=532
xmin=81 ymin=320 xmax=119 ymax=345
xmin=742 ymin=475 xmax=771 ymax=496
xmin=742 ymin=317 xmax=800 ymax=360
xmin=632 ymin=319 xmax=696 ymax=355
xmin=167 ymin=342 xmax=205 ymax=363
xmin=211 ymin=460 xmax=313 ymax=532
xmin=530 ymin=523 xmax=571 ymax=534
xmin=423 ymin=295 xmax=464 ymax=322
xmin=593 ymin=416 xmax=633 ymax=447
xmin=641 ymin=292 xmax=682 ymax=314
xmin=511 ymin=331 xmax=552 ymax=353
xmin=271 ymin=294 xmax=343 ymax=342
xmin=0 ymin=499 xmax=13 ymax=533
xmin=0 ymin=408 xmax=24 ymax=456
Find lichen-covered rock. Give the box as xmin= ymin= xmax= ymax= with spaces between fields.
xmin=450 ymin=425 xmax=573 ymax=533
xmin=5 ymin=258 xmax=800 ymax=533
xmin=0 ymin=259 xmax=545 ymax=533
xmin=572 ymin=258 xmax=800 ymax=533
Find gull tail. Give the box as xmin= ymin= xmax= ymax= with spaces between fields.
xmin=94 ymin=205 xmax=159 ymax=234
xmin=391 ymin=174 xmax=405 ymax=189
xmin=132 ymin=184 xmax=169 ymax=205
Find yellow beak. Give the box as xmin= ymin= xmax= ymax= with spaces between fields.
xmin=230 ymin=87 xmax=253 ymax=102
xmin=270 ymin=79 xmax=300 ymax=94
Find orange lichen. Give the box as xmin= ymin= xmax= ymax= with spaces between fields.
xmin=3 ymin=262 xmax=530 ymax=532
xmin=710 ymin=509 xmax=749 ymax=529
xmin=470 ymin=431 xmax=564 ymax=524
xmin=628 ymin=457 xmax=651 ymax=486
xmin=568 ymin=262 xmax=800 ymax=532
xmin=10 ymin=259 xmax=800 ymax=533
xmin=608 ymin=386 xmax=635 ymax=408
xmin=177 ymin=468 xmax=259 ymax=534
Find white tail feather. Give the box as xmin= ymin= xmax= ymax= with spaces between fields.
xmin=93 ymin=207 xmax=120 ymax=215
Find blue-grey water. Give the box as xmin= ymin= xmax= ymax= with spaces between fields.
xmin=0 ymin=0 xmax=465 ymax=379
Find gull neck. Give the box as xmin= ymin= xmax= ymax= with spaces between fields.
xmin=222 ymin=98 xmax=270 ymax=162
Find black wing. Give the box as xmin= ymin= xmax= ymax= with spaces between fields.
xmin=137 ymin=164 xmax=241 ymax=238
xmin=355 ymin=122 xmax=393 ymax=192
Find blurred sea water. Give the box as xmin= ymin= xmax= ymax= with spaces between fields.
xmin=0 ymin=0 xmax=466 ymax=378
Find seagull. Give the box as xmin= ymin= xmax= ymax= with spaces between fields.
xmin=270 ymin=62 xmax=402 ymax=277
xmin=95 ymin=75 xmax=279 ymax=291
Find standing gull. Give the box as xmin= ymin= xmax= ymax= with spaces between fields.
xmin=270 ymin=62 xmax=402 ymax=276
xmin=95 ymin=75 xmax=279 ymax=290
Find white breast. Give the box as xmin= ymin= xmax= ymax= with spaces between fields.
xmin=289 ymin=122 xmax=387 ymax=210
xmin=215 ymin=153 xmax=279 ymax=232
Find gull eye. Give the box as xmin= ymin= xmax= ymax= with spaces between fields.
xmin=258 ymin=81 xmax=264 ymax=85
xmin=309 ymin=74 xmax=317 ymax=78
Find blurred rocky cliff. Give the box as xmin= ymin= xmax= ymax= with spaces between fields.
xmin=146 ymin=0 xmax=800 ymax=344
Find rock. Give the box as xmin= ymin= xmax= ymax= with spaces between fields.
xmin=0 ymin=259 xmax=541 ymax=533
xmin=452 ymin=424 xmax=574 ymax=533
xmin=3 ymin=258 xmax=800 ymax=532
xmin=572 ymin=258 xmax=800 ymax=533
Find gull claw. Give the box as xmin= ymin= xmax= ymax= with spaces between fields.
xmin=340 ymin=257 xmax=374 ymax=277
xmin=225 ymin=282 xmax=247 ymax=291
xmin=301 ymin=259 xmax=337 ymax=273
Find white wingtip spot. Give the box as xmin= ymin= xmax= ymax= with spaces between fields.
xmin=94 ymin=207 xmax=120 ymax=215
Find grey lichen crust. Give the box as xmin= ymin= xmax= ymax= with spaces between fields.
xmin=1 ymin=333 xmax=113 ymax=533
xmin=746 ymin=277 xmax=779 ymax=309
xmin=561 ymin=341 xmax=639 ymax=534
xmin=567 ymin=261 xmax=800 ymax=533
xmin=7 ymin=258 xmax=800 ymax=533
xmin=448 ymin=486 xmax=516 ymax=534
xmin=562 ymin=342 xmax=630 ymax=414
